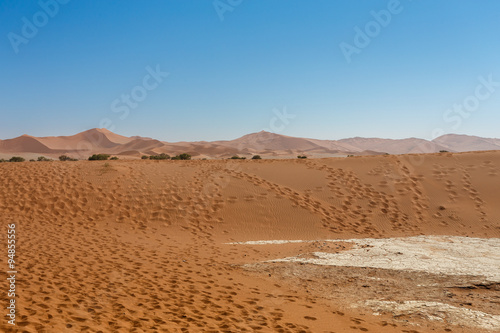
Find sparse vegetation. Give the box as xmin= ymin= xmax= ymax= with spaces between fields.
xmin=149 ymin=153 xmax=170 ymax=160
xmin=37 ymin=156 xmax=52 ymax=161
xmin=110 ymin=156 xmax=119 ymax=160
xmin=9 ymin=156 xmax=25 ymax=162
xmin=0 ymin=159 xmax=6 ymax=163
xmin=88 ymin=154 xmax=111 ymax=161
xmin=251 ymin=155 xmax=262 ymax=160
xmin=59 ymin=155 xmax=77 ymax=161
xmin=230 ymin=155 xmax=246 ymax=160
xmin=172 ymin=153 xmax=191 ymax=160
xmin=347 ymin=155 xmax=354 ymax=157
xmin=297 ymin=155 xmax=307 ymax=159
xmin=439 ymin=150 xmax=449 ymax=153
xmin=141 ymin=155 xmax=149 ymax=160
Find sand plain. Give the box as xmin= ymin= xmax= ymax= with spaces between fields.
xmin=0 ymin=151 xmax=499 ymax=332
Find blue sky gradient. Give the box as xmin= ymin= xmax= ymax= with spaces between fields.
xmin=1 ymin=0 xmax=499 ymax=141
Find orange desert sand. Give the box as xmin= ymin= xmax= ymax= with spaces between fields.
xmin=1 ymin=151 xmax=499 ymax=332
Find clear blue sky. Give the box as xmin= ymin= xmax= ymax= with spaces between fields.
xmin=1 ymin=0 xmax=499 ymax=141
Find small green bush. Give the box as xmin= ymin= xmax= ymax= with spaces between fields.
xmin=110 ymin=156 xmax=119 ymax=160
xmin=9 ymin=156 xmax=25 ymax=162
xmin=88 ymin=154 xmax=111 ymax=161
xmin=0 ymin=159 xmax=6 ymax=163
xmin=251 ymin=155 xmax=262 ymax=160
xmin=230 ymin=155 xmax=246 ymax=160
xmin=59 ymin=155 xmax=75 ymax=161
xmin=171 ymin=153 xmax=191 ymax=160
xmin=439 ymin=150 xmax=449 ymax=153
xmin=177 ymin=153 xmax=191 ymax=160
xmin=149 ymin=153 xmax=170 ymax=160
xmin=297 ymin=155 xmax=307 ymax=159
xmin=37 ymin=156 xmax=52 ymax=161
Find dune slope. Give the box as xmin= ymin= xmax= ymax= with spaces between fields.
xmin=0 ymin=151 xmax=499 ymax=332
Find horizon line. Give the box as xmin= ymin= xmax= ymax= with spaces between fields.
xmin=1 ymin=127 xmax=499 ymax=143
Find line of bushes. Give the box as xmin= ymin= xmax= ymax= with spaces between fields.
xmin=88 ymin=154 xmax=111 ymax=161
xmin=87 ymin=154 xmax=118 ymax=161
xmin=142 ymin=153 xmax=191 ymax=160
xmin=230 ymin=155 xmax=263 ymax=160
xmin=59 ymin=155 xmax=78 ymax=161
xmin=148 ymin=153 xmax=170 ymax=160
xmin=0 ymin=157 xmax=26 ymax=163
xmin=0 ymin=155 xmax=82 ymax=162
xmin=1 ymin=153 xmax=196 ymax=163
xmin=0 ymin=153 xmax=307 ymax=163
xmin=171 ymin=153 xmax=191 ymax=160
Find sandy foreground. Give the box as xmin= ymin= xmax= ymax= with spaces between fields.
xmin=0 ymin=151 xmax=499 ymax=332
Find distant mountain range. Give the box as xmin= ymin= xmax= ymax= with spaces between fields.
xmin=0 ymin=128 xmax=499 ymax=159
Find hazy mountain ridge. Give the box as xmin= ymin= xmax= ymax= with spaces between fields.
xmin=0 ymin=129 xmax=499 ymax=159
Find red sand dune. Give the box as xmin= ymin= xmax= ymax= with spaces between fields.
xmin=0 ymin=151 xmax=498 ymax=332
